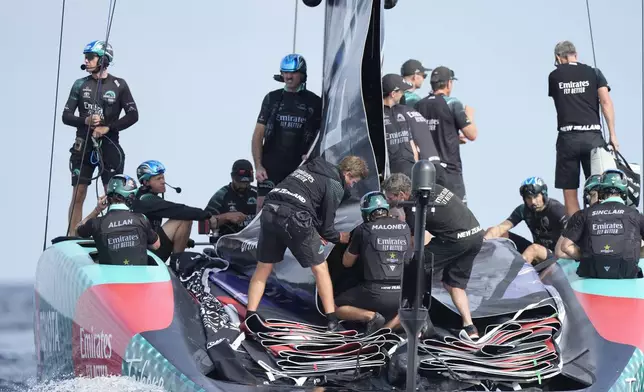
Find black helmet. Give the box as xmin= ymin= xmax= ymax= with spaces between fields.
xmin=519 ymin=176 xmax=548 ymax=202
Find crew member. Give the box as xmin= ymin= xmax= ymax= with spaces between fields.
xmin=548 ymin=40 xmax=619 ymax=217
xmin=63 ymin=40 xmax=139 ymax=235
xmin=132 ymin=160 xmax=216 ymax=262
xmin=414 ymin=66 xmax=478 ymax=204
xmin=400 ymin=59 xmax=431 ymax=107
xmin=484 ymin=177 xmax=568 ymax=265
xmin=583 ymin=174 xmax=602 ymax=208
xmin=556 ymin=169 xmax=644 ymax=279
xmin=245 ymin=156 xmax=369 ymax=331
xmin=75 ymin=174 xmax=160 ymax=265
xmin=382 ymin=172 xmax=481 ymax=339
xmin=337 ymin=191 xmax=411 ymax=334
xmin=382 ymin=74 xmax=444 ymax=182
xmin=205 ymin=159 xmax=258 ymax=238
xmin=251 ymin=54 xmax=323 ymax=213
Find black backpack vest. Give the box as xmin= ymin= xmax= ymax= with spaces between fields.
xmin=360 ymin=216 xmax=412 ymax=283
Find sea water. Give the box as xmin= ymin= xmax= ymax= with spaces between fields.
xmin=0 ymin=284 xmax=164 ymax=392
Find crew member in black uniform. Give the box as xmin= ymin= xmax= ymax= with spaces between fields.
xmin=75 ymin=174 xmax=160 ymax=265
xmin=414 ymin=66 xmax=478 ymax=204
xmin=245 ymin=156 xmax=369 ymax=331
xmin=132 ymin=160 xmax=217 ymax=262
xmin=251 ymin=54 xmax=322 ymax=213
xmin=382 ymin=172 xmax=482 ymax=339
xmin=63 ymin=40 xmax=139 ymax=235
xmin=485 ymin=177 xmax=568 ymax=265
xmin=337 ymin=191 xmax=411 ymax=334
xmin=556 ymin=169 xmax=644 ymax=279
xmin=205 ymin=159 xmax=258 ymax=237
xmin=548 ymin=40 xmax=619 ymax=217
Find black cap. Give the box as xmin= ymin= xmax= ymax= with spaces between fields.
xmin=401 ymin=59 xmax=431 ymax=77
xmin=429 ymin=66 xmax=457 ymax=83
xmin=231 ymin=159 xmax=253 ymax=182
xmin=382 ymin=73 xmax=413 ymax=96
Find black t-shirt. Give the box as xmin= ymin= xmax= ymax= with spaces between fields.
xmin=414 ymin=93 xmax=471 ymax=173
xmin=76 ymin=204 xmax=158 ymax=265
xmin=62 ymin=74 xmax=139 ymax=143
xmin=205 ymin=183 xmax=258 ymax=236
xmin=257 ymin=88 xmax=322 ymax=169
xmin=507 ymin=198 xmax=568 ymax=251
xmin=383 ymin=105 xmax=417 ymax=176
xmin=348 ymin=216 xmax=412 ymax=283
xmin=563 ymin=199 xmax=644 ymax=278
xmin=548 ymin=62 xmax=609 ymax=132
xmin=404 ymin=184 xmax=482 ymax=242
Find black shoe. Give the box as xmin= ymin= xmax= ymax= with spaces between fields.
xmin=365 ymin=313 xmax=386 ymax=335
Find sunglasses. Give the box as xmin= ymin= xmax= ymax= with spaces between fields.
xmin=84 ymin=53 xmax=98 ymax=60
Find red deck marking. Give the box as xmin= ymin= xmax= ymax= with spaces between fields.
xmin=575 ymin=291 xmax=644 ymax=351
xmin=72 ymin=282 xmax=174 ymax=377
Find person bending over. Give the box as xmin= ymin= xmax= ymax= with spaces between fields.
xmin=132 ymin=160 xmax=216 ymax=262
xmin=337 ymin=191 xmax=412 ymax=334
xmin=245 ymin=156 xmax=369 ymax=331
xmin=382 ymin=172 xmax=482 ymax=339
xmin=75 ymin=174 xmax=159 ymax=265
xmin=556 ymin=169 xmax=644 ymax=279
xmin=485 ymin=177 xmax=568 ymax=265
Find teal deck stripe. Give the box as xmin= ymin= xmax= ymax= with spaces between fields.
xmin=559 ymin=258 xmax=644 ymax=299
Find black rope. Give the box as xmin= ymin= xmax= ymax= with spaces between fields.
xmin=42 ymin=0 xmax=67 ymax=251
xmin=584 ymin=0 xmax=608 ymax=141
xmin=65 ymin=0 xmax=118 ymax=237
xmin=292 ymin=0 xmax=299 ymax=53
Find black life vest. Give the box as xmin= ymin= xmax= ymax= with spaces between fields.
xmin=360 ymin=216 xmax=412 ymax=283
xmin=578 ymin=201 xmax=642 ymax=279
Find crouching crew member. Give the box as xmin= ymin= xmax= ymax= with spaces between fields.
xmin=556 ymin=169 xmax=644 ymax=279
xmin=337 ymin=191 xmax=412 ymax=334
xmin=75 ymin=174 xmax=160 ymax=265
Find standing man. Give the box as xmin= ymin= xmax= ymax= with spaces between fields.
xmin=251 ymin=54 xmax=323 ymax=213
xmin=62 ymin=40 xmax=139 ymax=235
xmin=414 ymin=66 xmax=477 ymax=204
xmin=245 ymin=156 xmax=369 ymax=331
xmin=382 ymin=173 xmax=482 ymax=339
xmin=400 ymin=59 xmax=431 ymax=107
xmin=548 ymin=40 xmax=619 ymax=217
xmin=205 ymin=159 xmax=258 ymax=238
xmin=382 ymin=74 xmax=445 ymax=182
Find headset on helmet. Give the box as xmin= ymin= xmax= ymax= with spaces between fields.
xmin=583 ymin=174 xmax=602 ymax=206
xmin=360 ymin=191 xmax=390 ymax=222
xmin=598 ymin=169 xmax=628 ymax=200
xmin=273 ymin=54 xmax=308 ymax=83
xmin=519 ymin=176 xmax=549 ymax=203
xmin=137 ymin=160 xmax=166 ymax=183
xmin=83 ymin=40 xmax=114 ymax=65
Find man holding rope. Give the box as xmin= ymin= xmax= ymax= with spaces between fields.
xmin=62 ymin=40 xmax=139 ymax=235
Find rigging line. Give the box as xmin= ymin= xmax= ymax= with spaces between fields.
xmin=292 ymin=0 xmax=299 ymax=53
xmin=584 ymin=0 xmax=608 ymax=141
xmin=43 ymin=0 xmax=68 ymax=251
xmin=64 ymin=0 xmax=119 ymax=237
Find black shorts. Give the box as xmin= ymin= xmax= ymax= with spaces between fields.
xmin=257 ymin=203 xmax=325 ymax=268
xmin=69 ymin=136 xmax=125 ymax=186
xmin=443 ymin=170 xmax=467 ymax=205
xmin=336 ymin=283 xmax=400 ymax=320
xmin=152 ymin=227 xmax=173 ymax=262
xmin=424 ymin=233 xmax=483 ymax=289
xmin=555 ymin=131 xmax=605 ymax=190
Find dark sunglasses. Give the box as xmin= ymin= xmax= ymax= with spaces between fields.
xmin=84 ymin=53 xmax=98 ymax=60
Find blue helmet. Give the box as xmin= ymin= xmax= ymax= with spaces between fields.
xmin=360 ymin=191 xmax=390 ymax=222
xmin=137 ymin=160 xmax=166 ymax=183
xmin=280 ymin=54 xmax=307 ymax=74
xmin=519 ymin=176 xmax=548 ymax=202
xmin=83 ymin=40 xmax=114 ymax=63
